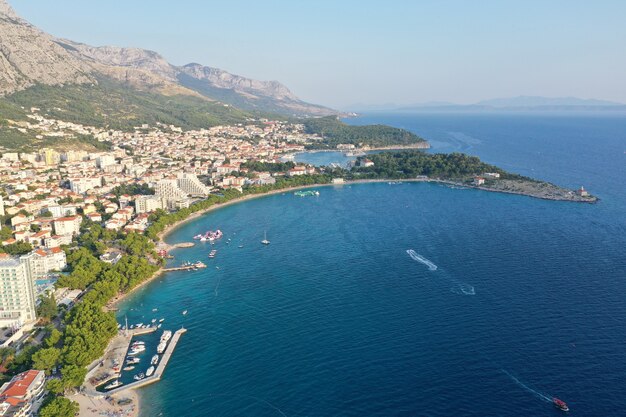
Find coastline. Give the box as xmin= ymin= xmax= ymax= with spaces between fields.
xmin=97 ymin=176 xmax=594 ymax=417
xmin=108 ymin=175 xmax=594 ymax=309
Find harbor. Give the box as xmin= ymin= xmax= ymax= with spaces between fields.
xmin=105 ymin=328 xmax=188 ymax=395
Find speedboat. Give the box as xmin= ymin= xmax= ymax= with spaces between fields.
xmin=123 ymin=366 xmax=135 ymax=371
xmin=133 ymin=373 xmax=145 ymax=381
xmin=151 ymin=355 xmax=159 ymax=365
xmin=146 ymin=366 xmax=155 ymax=377
xmin=553 ymin=398 xmax=569 ymax=412
xmin=182 ymin=310 xmax=188 ymax=316
xmin=104 ymin=379 xmax=123 ymax=390
xmin=126 ymin=357 xmax=140 ymax=365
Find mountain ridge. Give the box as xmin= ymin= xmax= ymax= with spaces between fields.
xmin=0 ymin=0 xmax=335 ymax=116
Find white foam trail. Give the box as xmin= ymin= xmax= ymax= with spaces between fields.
xmin=406 ymin=250 xmax=438 ymax=271
xmin=451 ymin=283 xmax=476 ymax=296
xmin=501 ymin=370 xmax=552 ymax=403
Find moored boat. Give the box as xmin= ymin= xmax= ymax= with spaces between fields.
xmin=151 ymin=354 xmax=159 ymax=365
xmin=146 ymin=366 xmax=155 ymax=377
xmin=104 ymin=379 xmax=123 ymax=390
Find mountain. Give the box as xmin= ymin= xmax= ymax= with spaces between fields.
xmin=0 ymin=0 xmax=336 ymax=127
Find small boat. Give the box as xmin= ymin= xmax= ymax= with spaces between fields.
xmin=553 ymin=398 xmax=569 ymax=412
xmin=238 ymin=244 xmax=244 ymax=248
xmin=133 ymin=373 xmax=145 ymax=381
xmin=151 ymin=355 xmax=159 ymax=365
xmin=159 ymin=318 xmax=165 ymax=323
xmin=182 ymin=310 xmax=188 ymax=315
xmin=261 ymin=231 xmax=270 ymax=245
xmin=152 ymin=308 xmax=158 ymax=312
xmin=146 ymin=366 xmax=155 ymax=377
xmin=104 ymin=379 xmax=123 ymax=390
xmin=126 ymin=357 xmax=140 ymax=365
xmin=151 ymin=318 xmax=157 ymax=323
xmin=123 ymin=366 xmax=135 ymax=371
xmin=157 ymin=323 xmax=162 ymax=328
xmin=208 ymin=250 xmax=217 ymax=258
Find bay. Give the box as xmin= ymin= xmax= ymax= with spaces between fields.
xmin=117 ymin=113 xmax=626 ymax=416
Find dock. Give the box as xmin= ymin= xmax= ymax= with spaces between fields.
xmin=163 ymin=261 xmax=206 ymax=272
xmin=105 ymin=328 xmax=187 ymax=395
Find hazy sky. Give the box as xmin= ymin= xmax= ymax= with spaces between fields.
xmin=11 ymin=0 xmax=626 ymax=108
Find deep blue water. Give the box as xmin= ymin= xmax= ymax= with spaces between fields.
xmin=118 ymin=113 xmax=626 ymax=417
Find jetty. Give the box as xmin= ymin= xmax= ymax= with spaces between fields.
xmin=105 ymin=328 xmax=188 ymax=395
xmin=163 ymin=261 xmax=206 ymax=272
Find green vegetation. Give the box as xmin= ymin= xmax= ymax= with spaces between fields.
xmin=303 ymin=116 xmax=427 ymax=149
xmin=0 ymin=242 xmax=33 ymax=255
xmin=350 ymin=151 xmax=530 ymax=181
xmin=39 ymin=396 xmax=79 ymax=417
xmin=3 ymin=76 xmax=254 ymax=132
xmin=111 ymin=183 xmax=155 ymax=197
xmin=241 ymin=160 xmax=295 ymax=173
xmin=37 ymin=292 xmax=58 ymax=320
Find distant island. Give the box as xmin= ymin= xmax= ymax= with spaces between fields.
xmin=349 ymin=96 xmax=626 ymax=113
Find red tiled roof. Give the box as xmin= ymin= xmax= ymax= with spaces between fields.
xmin=1 ymin=370 xmax=41 ymax=398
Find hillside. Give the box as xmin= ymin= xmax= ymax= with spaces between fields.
xmin=0 ymin=0 xmax=336 ymax=129
xmin=303 ymin=117 xmax=428 ymax=149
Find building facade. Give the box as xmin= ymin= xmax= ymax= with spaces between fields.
xmin=0 ymin=255 xmax=37 ymax=328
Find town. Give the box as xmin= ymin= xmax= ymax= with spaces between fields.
xmin=0 ymin=113 xmax=331 ymax=416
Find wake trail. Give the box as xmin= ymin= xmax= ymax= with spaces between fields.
xmin=501 ymin=370 xmax=552 ymax=403
xmin=406 ymin=249 xmax=438 ymax=271
xmin=406 ymin=249 xmax=475 ymax=295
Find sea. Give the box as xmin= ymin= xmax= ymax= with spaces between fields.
xmin=117 ymin=112 xmax=626 ymax=417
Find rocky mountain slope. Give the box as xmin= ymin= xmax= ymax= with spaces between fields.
xmin=0 ymin=0 xmax=335 ymax=117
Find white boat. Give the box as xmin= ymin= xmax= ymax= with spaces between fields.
xmin=151 ymin=355 xmax=159 ymax=365
xmin=159 ymin=318 xmax=165 ymax=323
xmin=146 ymin=366 xmax=155 ymax=377
xmin=133 ymin=373 xmax=145 ymax=381
xmin=182 ymin=310 xmax=188 ymax=316
xmin=160 ymin=330 xmax=172 ymax=343
xmin=126 ymin=357 xmax=140 ymax=365
xmin=157 ymin=341 xmax=167 ymax=354
xmin=151 ymin=319 xmax=157 ymax=323
xmin=261 ymin=231 xmax=270 ymax=245
xmin=157 ymin=323 xmax=162 ymax=328
xmin=128 ymin=346 xmax=146 ymax=355
xmin=104 ymin=379 xmax=123 ymax=390
xmin=123 ymin=366 xmax=135 ymax=371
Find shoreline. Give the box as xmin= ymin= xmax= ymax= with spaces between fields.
xmin=99 ymin=176 xmax=594 ymax=416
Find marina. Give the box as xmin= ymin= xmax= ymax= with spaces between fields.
xmin=104 ymin=328 xmax=188 ymax=395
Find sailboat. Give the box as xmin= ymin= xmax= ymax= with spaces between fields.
xmin=261 ymin=231 xmax=270 ymax=245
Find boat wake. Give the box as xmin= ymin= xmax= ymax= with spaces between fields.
xmin=501 ymin=370 xmax=552 ymax=403
xmin=406 ymin=249 xmax=475 ymax=295
xmin=406 ymin=250 xmax=437 ymax=271
xmin=451 ymin=283 xmax=476 ymax=295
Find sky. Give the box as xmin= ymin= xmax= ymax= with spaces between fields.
xmin=10 ymin=0 xmax=626 ymax=109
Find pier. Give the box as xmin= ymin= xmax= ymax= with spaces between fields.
xmin=163 ymin=261 xmax=206 ymax=272
xmin=105 ymin=328 xmax=188 ymax=395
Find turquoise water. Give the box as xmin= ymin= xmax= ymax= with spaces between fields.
xmin=118 ymin=113 xmax=626 ymax=416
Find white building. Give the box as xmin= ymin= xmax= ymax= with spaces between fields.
xmin=20 ymin=248 xmax=66 ymax=281
xmin=96 ymin=154 xmax=116 ymax=169
xmin=53 ymin=216 xmax=82 ymax=236
xmin=0 ymin=255 xmax=37 ymax=328
xmin=69 ymin=177 xmax=102 ymax=194
xmin=135 ymin=196 xmax=164 ymax=214
xmin=0 ymin=370 xmax=46 ymax=416
xmin=177 ymin=173 xmax=210 ymax=196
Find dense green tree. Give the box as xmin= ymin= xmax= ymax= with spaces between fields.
xmin=0 ymin=241 xmax=33 ymax=255
xmin=31 ymin=347 xmax=60 ymax=374
xmin=46 ymin=379 xmax=64 ymax=395
xmin=37 ymin=292 xmax=57 ymax=319
xmin=39 ymin=396 xmax=79 ymax=417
